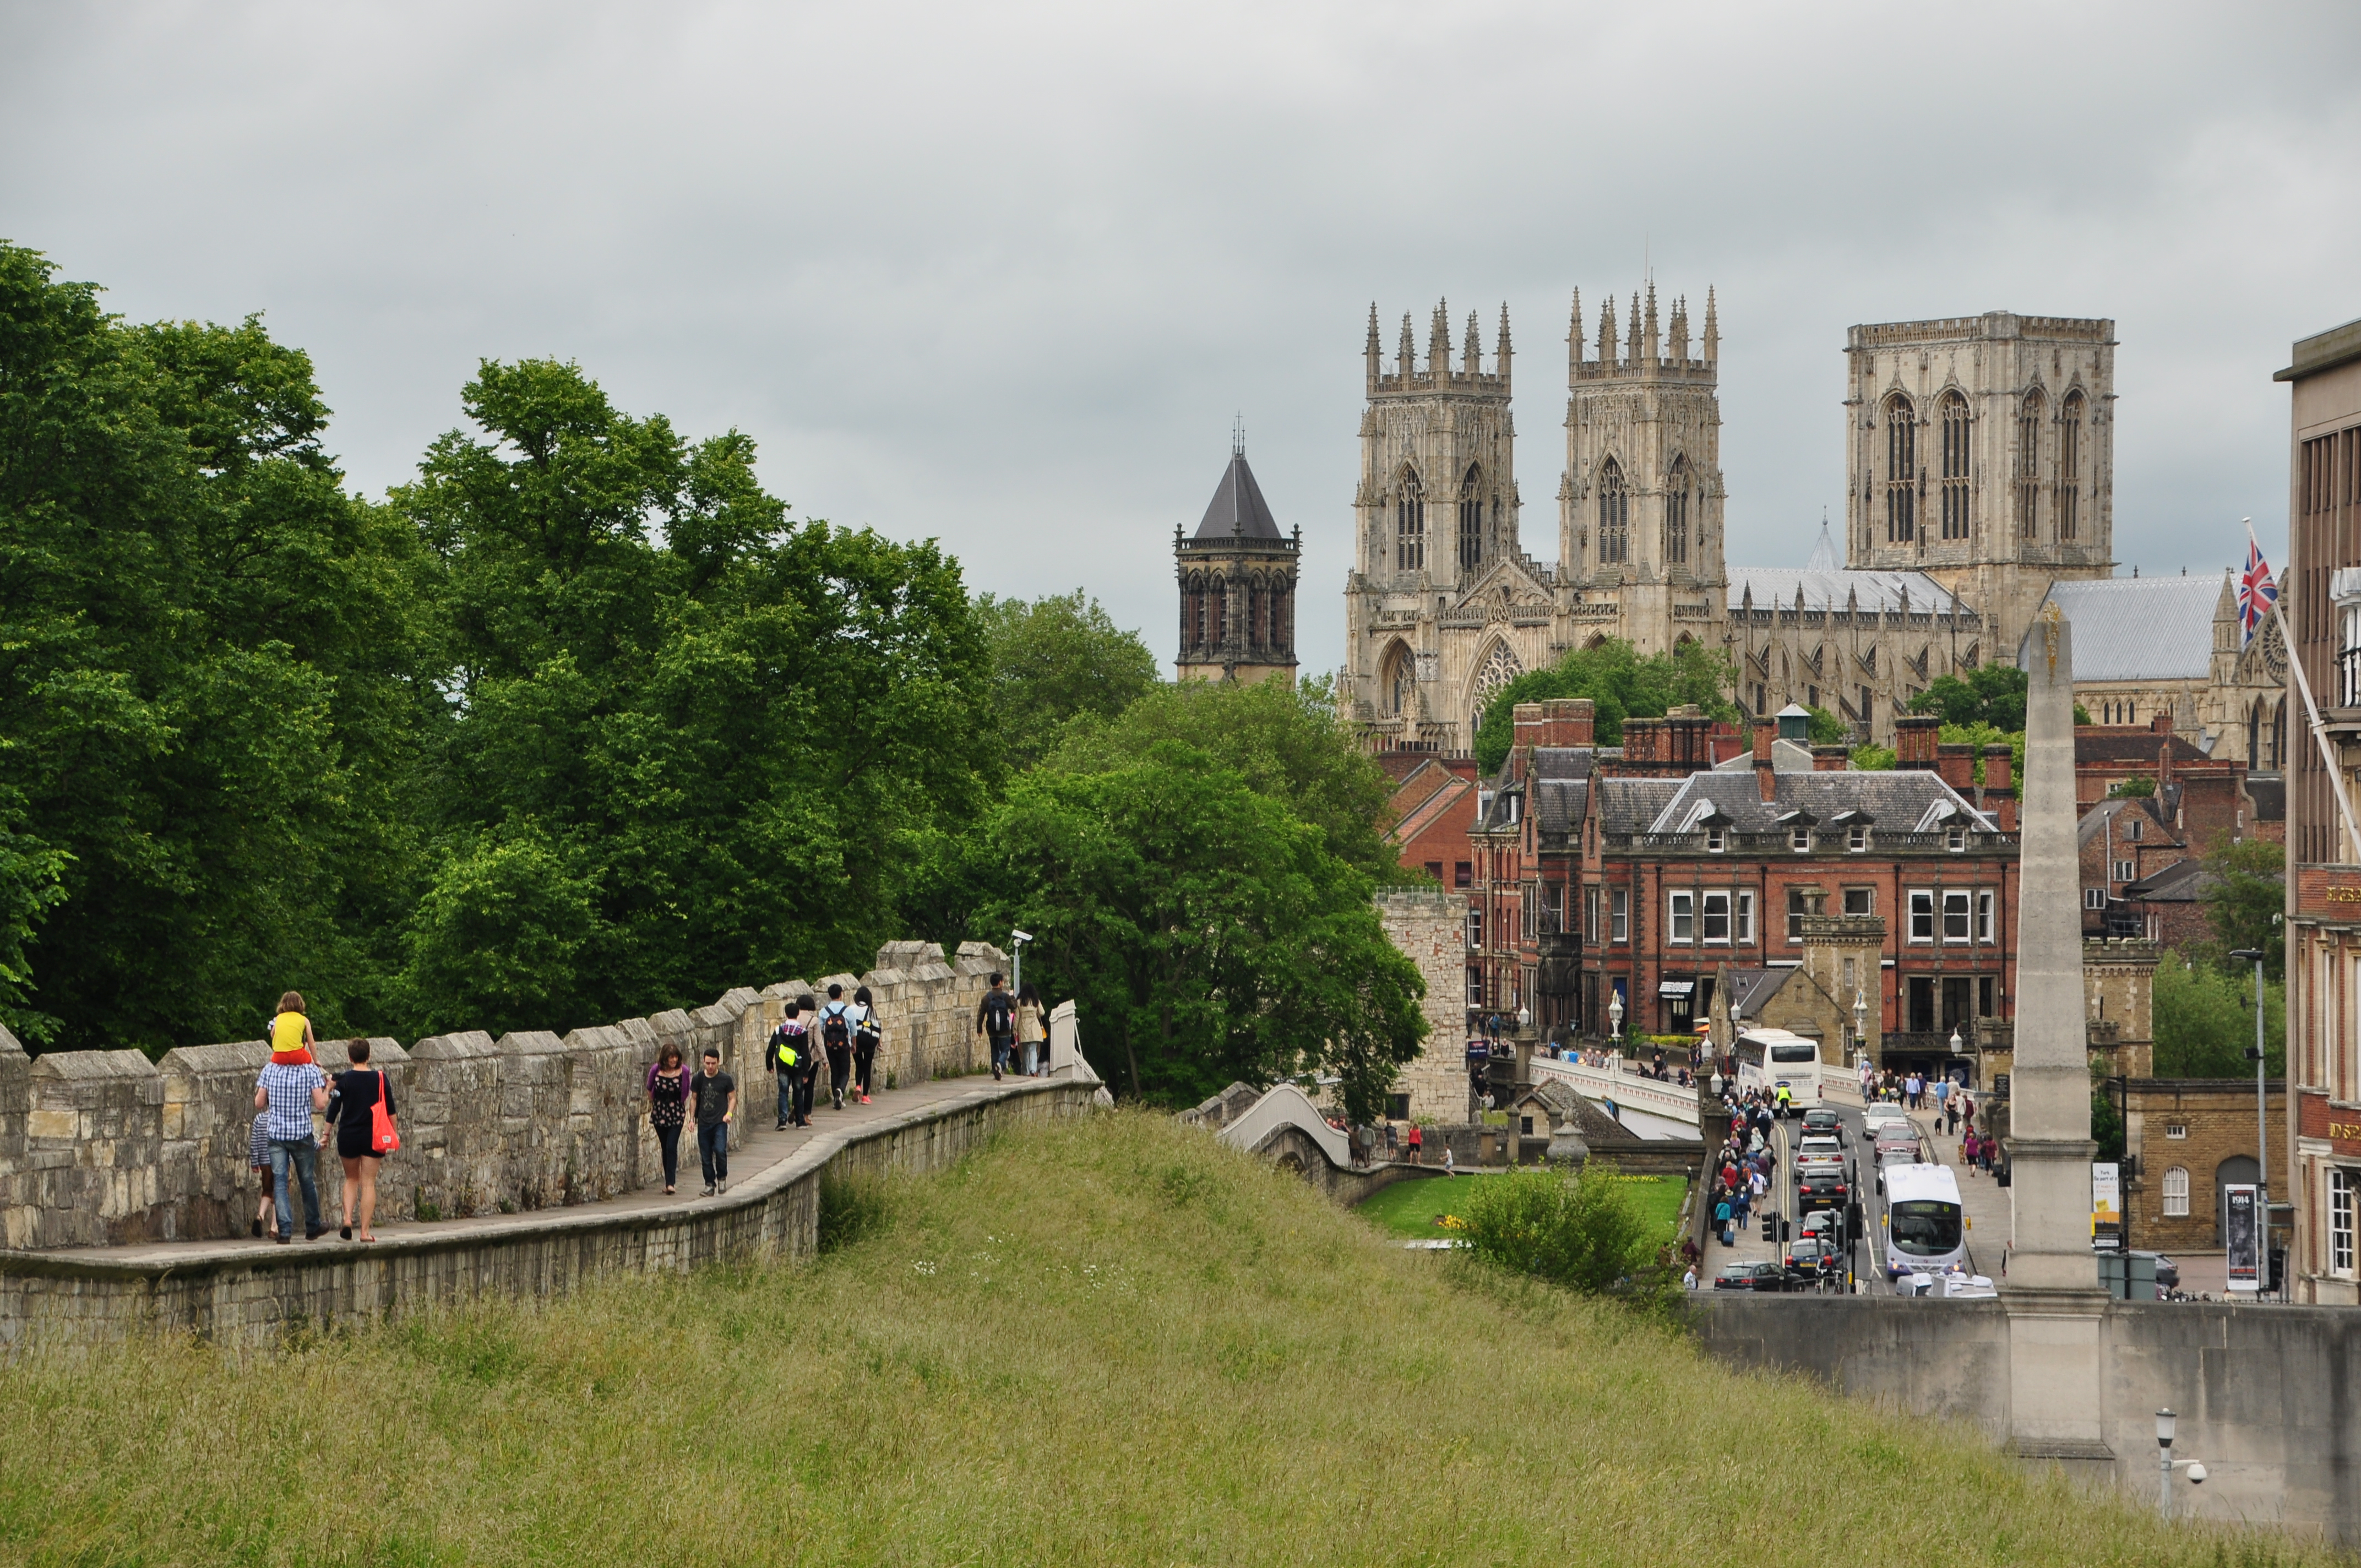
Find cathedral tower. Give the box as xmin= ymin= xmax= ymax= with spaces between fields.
xmin=1342 ymin=302 xmax=1529 ymax=748
xmin=1843 ymin=312 xmax=2117 ymax=664
xmin=1175 ymin=428 xmax=1299 ymax=685
xmin=1558 ymin=282 xmax=1727 ymax=654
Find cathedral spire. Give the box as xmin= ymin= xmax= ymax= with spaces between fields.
xmin=1429 ymin=300 xmax=1452 ymax=379
xmin=1495 ymin=303 xmax=1512 ymax=390
xmin=1464 ymin=309 xmax=1481 ymax=377
xmin=1568 ymin=288 xmax=1584 ymax=378
xmin=1644 ymin=281 xmax=1661 ymax=364
xmin=1366 ymin=303 xmax=1382 ymax=394
xmin=1668 ymin=295 xmax=1689 ymax=361
xmin=1599 ymin=295 xmax=1618 ymax=368
xmin=1702 ymin=286 xmax=1719 ymax=363
xmin=1626 ymin=293 xmax=1641 ymax=370
xmin=1397 ymin=312 xmax=1415 ymax=379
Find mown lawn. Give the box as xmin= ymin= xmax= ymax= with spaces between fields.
xmin=1354 ymin=1170 xmax=1688 ymax=1244
xmin=0 ymin=1112 xmax=2320 ymax=1566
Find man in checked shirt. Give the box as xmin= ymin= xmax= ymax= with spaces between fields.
xmin=254 ymin=1049 xmax=331 ymax=1242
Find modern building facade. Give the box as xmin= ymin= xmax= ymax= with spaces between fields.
xmin=2278 ymin=313 xmax=2361 ymax=1305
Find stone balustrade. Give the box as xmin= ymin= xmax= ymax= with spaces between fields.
xmin=0 ymin=940 xmax=1008 ymax=1251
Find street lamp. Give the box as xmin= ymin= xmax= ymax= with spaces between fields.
xmin=1516 ymin=1004 xmax=1531 ymax=1033
xmin=1853 ymin=988 xmax=1870 ymax=1073
xmin=1606 ymin=989 xmax=1624 ymax=1046
xmin=2230 ymin=946 xmax=2269 ymax=1294
xmin=2156 ymin=1408 xmax=2175 ymax=1519
xmin=1010 ymin=929 xmax=1032 ymax=1003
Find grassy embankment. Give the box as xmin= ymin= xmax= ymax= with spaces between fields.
xmin=1356 ymin=1168 xmax=1687 ymax=1243
xmin=0 ymin=1112 xmax=2324 ymax=1566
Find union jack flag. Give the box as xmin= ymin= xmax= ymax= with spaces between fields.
xmin=2239 ymin=537 xmax=2278 ymax=650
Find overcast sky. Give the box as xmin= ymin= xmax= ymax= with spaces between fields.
xmin=6 ymin=2 xmax=2358 ymax=675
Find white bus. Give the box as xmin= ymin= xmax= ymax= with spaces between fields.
xmin=1881 ymin=1162 xmax=1968 ymax=1283
xmin=1733 ymin=1028 xmax=1823 ymax=1113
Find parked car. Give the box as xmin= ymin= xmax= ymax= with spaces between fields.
xmin=1712 ymin=1260 xmax=1788 ymax=1292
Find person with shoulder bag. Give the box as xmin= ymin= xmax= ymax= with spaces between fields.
xmin=975 ymin=972 xmax=1016 ymax=1081
xmin=850 ymin=986 xmax=882 ymax=1104
xmin=769 ymin=1004 xmax=810 ymax=1130
xmin=791 ymin=994 xmax=824 ymax=1126
xmin=1015 ymin=983 xmax=1047 ymax=1076
xmin=323 ymin=1039 xmax=396 ymax=1242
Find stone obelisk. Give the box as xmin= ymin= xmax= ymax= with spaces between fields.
xmin=2003 ymin=602 xmax=2111 ymax=1467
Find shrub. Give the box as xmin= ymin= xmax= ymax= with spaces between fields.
xmin=1454 ymin=1161 xmax=1661 ymax=1296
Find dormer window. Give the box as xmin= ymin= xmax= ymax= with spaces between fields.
xmin=1791 ymin=826 xmax=1810 ymax=852
xmin=1706 ymin=826 xmax=1726 ymax=853
xmin=1946 ymin=826 xmax=1967 ymax=852
xmin=1848 ymin=825 xmax=1867 ymax=852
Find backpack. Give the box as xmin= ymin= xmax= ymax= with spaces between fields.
xmin=853 ymin=1005 xmax=880 ymax=1048
xmin=771 ymin=1023 xmax=802 ymax=1070
xmin=982 ymin=989 xmax=1015 ymax=1036
xmin=822 ymin=1005 xmax=851 ymax=1050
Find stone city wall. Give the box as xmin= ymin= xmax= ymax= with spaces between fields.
xmin=1374 ymin=888 xmax=1470 ymax=1125
xmin=0 ymin=941 xmax=1008 ymax=1251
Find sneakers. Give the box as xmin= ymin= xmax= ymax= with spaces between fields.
xmin=777 ymin=1120 xmax=788 ymax=1131
xmin=716 ymin=1179 xmax=727 ymax=1195
xmin=832 ymin=1090 xmax=844 ymax=1110
xmin=274 ymin=1234 xmax=291 ymax=1245
xmin=859 ymin=1094 xmax=871 ymax=1104
xmin=700 ymin=1184 xmax=715 ymax=1197
xmin=304 ymin=1228 xmax=327 ymax=1242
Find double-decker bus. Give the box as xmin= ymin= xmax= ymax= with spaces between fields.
xmin=1733 ymin=1028 xmax=1823 ymax=1113
xmin=1881 ymin=1162 xmax=1967 ymax=1284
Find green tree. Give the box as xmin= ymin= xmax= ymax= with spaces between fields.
xmin=972 ymin=590 xmax=1160 ymax=769
xmin=0 ymin=243 xmax=430 ymax=1050
xmin=398 ymin=358 xmax=993 ymax=1035
xmin=2152 ymin=952 xmax=2284 ymax=1078
xmin=1803 ymin=705 xmax=1847 ymax=745
xmin=1908 ymin=665 xmax=2028 ymax=731
xmin=2197 ymin=835 xmax=2286 ymax=980
xmin=954 ymin=742 xmax=1426 ymax=1122
xmin=1472 ymin=637 xmax=1737 ymax=773
xmin=1049 ymin=675 xmax=1399 ymax=881
xmin=1456 ymin=1162 xmax=1662 ymax=1295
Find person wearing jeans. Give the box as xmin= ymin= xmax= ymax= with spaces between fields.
xmin=689 ymin=1048 xmax=736 ymax=1196
xmin=253 ymin=1055 xmax=329 ymax=1242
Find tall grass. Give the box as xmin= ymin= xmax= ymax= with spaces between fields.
xmin=0 ymin=1112 xmax=2329 ymax=1566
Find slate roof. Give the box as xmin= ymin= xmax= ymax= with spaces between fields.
xmin=1726 ymin=565 xmax=1967 ymax=616
xmin=2040 ymin=575 xmax=2227 ymax=681
xmin=2075 ymin=731 xmax=2214 ymax=765
xmin=1719 ymin=967 xmax=1795 ymax=1019
xmin=1194 ymin=452 xmax=1283 ymax=540
xmin=2076 ymin=795 xmax=2179 ymax=848
xmin=1626 ymin=769 xmax=1996 ymax=836
xmin=1597 ymin=778 xmax=1685 ymax=835
xmin=1533 ymin=778 xmax=1590 ymax=837
xmin=2125 ymin=857 xmax=2211 ymax=902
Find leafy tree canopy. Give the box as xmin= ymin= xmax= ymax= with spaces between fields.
xmin=972 ymin=590 xmax=1160 ymax=770
xmin=1473 ymin=637 xmax=1736 ymax=773
xmin=951 ymin=741 xmax=1427 ymax=1123
xmin=1802 ymin=706 xmax=1847 ymax=745
xmin=2152 ymin=951 xmax=2284 ymax=1077
xmin=2195 ymin=834 xmax=2287 ymax=981
xmin=1908 ymin=666 xmax=2026 ymax=731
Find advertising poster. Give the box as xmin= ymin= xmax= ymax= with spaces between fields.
xmin=2090 ymin=1162 xmax=2123 ymax=1252
xmin=2224 ymin=1183 xmax=2260 ymax=1291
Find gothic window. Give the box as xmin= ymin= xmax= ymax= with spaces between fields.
xmin=1395 ymin=466 xmax=1426 ymax=572
xmin=2059 ymin=392 xmax=2084 ymax=541
xmin=1245 ymin=579 xmax=1263 ymax=653
xmin=2016 ymin=390 xmax=2043 ymax=540
xmin=1272 ymin=582 xmax=1290 ymax=655
xmin=2249 ymin=699 xmax=2262 ymax=767
xmin=1209 ymin=575 xmax=1226 ymax=647
xmin=1380 ymin=641 xmax=1415 ymax=717
xmin=1884 ymin=395 xmax=1917 ymax=544
xmin=1598 ymin=459 xmax=1629 ymax=564
xmin=1471 ymin=640 xmax=1524 ymax=727
xmin=1457 ymin=464 xmax=1484 ymax=573
xmin=1187 ymin=574 xmax=1207 ymax=652
xmin=1938 ymin=392 xmax=1971 ymax=541
xmin=1664 ymin=455 xmax=1692 ymax=565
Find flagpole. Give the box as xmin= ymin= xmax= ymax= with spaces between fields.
xmin=2252 ymin=517 xmax=2361 ymax=863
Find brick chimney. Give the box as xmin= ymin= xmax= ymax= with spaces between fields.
xmin=1935 ymin=742 xmax=1976 ymax=794
xmin=1811 ymin=745 xmax=1850 ymax=771
xmin=1894 ymin=715 xmax=1940 ymax=767
xmin=1513 ymin=702 xmax=1545 ymax=752
xmin=1539 ymin=698 xmax=1595 ymax=747
xmin=1666 ymin=705 xmax=1712 ymax=770
xmin=1622 ymin=717 xmax=1663 ymax=766
xmin=1754 ymin=718 xmax=1778 ymax=802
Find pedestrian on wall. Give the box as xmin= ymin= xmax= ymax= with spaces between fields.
xmin=976 ymin=972 xmax=1016 ymax=1081
xmin=269 ymin=990 xmax=316 ymax=1065
xmin=818 ymin=984 xmax=857 ymax=1111
xmin=850 ymin=986 xmax=882 ymax=1104
xmin=253 ymin=1049 xmax=329 ymax=1243
xmin=1443 ymin=1144 xmax=1455 ymax=1176
xmin=1015 ymin=983 xmax=1047 ymax=1076
xmin=690 ymin=1048 xmax=736 ymax=1197
xmin=792 ymin=994 xmax=824 ymax=1125
xmin=646 ymin=1043 xmax=689 ymax=1194
xmin=323 ymin=1039 xmax=396 ymax=1242
xmin=769 ymin=1003 xmax=810 ymax=1129
xmin=1407 ymin=1123 xmax=1423 ymax=1164
xmin=248 ymin=1107 xmax=278 ymax=1239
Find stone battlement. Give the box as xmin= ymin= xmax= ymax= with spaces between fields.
xmin=0 ymin=941 xmax=1008 ymax=1251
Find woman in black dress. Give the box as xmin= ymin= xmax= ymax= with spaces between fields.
xmin=324 ymin=1039 xmax=396 ymax=1242
xmin=646 ymin=1043 xmax=689 ymax=1194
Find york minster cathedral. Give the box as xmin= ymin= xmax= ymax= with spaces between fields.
xmin=1299 ymin=290 xmax=2283 ymax=763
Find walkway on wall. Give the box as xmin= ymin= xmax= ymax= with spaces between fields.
xmin=14 ymin=1069 xmax=1081 ymax=1274
xmin=1526 ymin=1055 xmax=1701 ymax=1135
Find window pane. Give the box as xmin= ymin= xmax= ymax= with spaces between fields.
xmin=1670 ymin=892 xmax=1693 ymax=942
xmin=1702 ymin=892 xmax=1729 ymax=942
xmin=1910 ymin=891 xmax=1933 ymax=939
xmin=1944 ymin=892 xmax=1970 ymax=940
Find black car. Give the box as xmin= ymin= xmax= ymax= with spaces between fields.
xmin=1782 ymin=1235 xmax=1838 ymax=1283
xmin=1800 ymin=1108 xmax=1843 ymax=1143
xmin=1798 ymin=1174 xmax=1849 ymax=1211
xmin=1712 ymin=1260 xmax=1788 ymax=1292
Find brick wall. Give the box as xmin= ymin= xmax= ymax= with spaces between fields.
xmin=0 ymin=942 xmax=1009 ymax=1251
xmin=2123 ymin=1079 xmax=2286 ymax=1253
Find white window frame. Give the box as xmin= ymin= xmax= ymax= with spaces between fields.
xmin=1976 ymin=890 xmax=1994 ymax=943
xmin=1705 ymin=826 xmax=1726 ymax=853
xmin=1791 ymin=826 xmax=1810 ymax=852
xmin=1946 ymin=826 xmax=1967 ymax=852
xmin=1942 ymin=891 xmax=1971 ymax=943
xmin=2164 ymin=1123 xmax=2188 ymax=1140
xmin=1468 ymin=907 xmax=1483 ymax=950
xmin=1735 ymin=891 xmax=1755 ymax=944
xmin=2162 ymin=1166 xmax=2190 ymax=1218
xmin=1787 ymin=886 xmax=1812 ymax=943
xmin=1908 ymin=890 xmax=1934 ymax=943
xmin=1701 ymin=891 xmax=1732 ymax=944
xmin=2113 ymin=858 xmax=2135 ymax=884
xmin=1586 ymin=887 xmax=1600 ymax=942
xmin=1847 ymin=824 xmax=1867 ymax=852
xmin=1843 ymin=888 xmax=1874 ymax=917
xmin=2084 ymin=888 xmax=2106 ymax=910
xmin=2333 ymin=1168 xmax=2357 ymax=1276
xmin=1610 ymin=888 xmax=1629 ymax=944
xmin=1669 ymin=890 xmax=1695 ymax=944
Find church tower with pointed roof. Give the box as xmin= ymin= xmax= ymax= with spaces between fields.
xmin=1175 ymin=426 xmax=1300 ymax=685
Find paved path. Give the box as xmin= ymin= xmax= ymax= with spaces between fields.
xmin=24 ymin=1069 xmax=1037 ymax=1270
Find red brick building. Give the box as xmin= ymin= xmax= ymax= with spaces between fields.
xmin=1467 ymin=704 xmax=2020 ymax=1079
xmin=1383 ymin=754 xmax=1481 ymax=892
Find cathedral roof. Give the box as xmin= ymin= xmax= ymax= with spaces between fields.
xmin=1194 ymin=451 xmax=1284 ymax=541
xmin=2039 ymin=575 xmax=2226 ymax=682
xmin=1724 ymin=565 xmax=1965 ymax=617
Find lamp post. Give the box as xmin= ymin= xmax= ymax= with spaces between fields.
xmin=2156 ymin=1408 xmax=2177 ymax=1520
xmin=2230 ymin=946 xmax=2269 ymax=1294
xmin=1607 ymin=989 xmax=1624 ymax=1048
